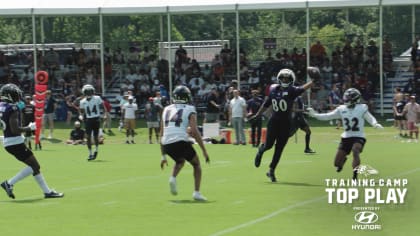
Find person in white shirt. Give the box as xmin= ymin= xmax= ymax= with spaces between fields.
xmin=79 ymin=84 xmax=106 ymax=161
xmin=306 ymin=88 xmax=383 ymax=180
xmin=228 ymin=90 xmax=247 ymax=145
xmin=403 ymin=95 xmax=420 ymax=142
xmin=122 ymin=96 xmax=138 ymax=144
xmin=160 ymin=85 xmax=210 ymax=201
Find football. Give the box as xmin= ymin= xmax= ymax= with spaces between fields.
xmin=307 ymin=67 xmax=320 ymax=80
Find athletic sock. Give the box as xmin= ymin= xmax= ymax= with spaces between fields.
xmin=95 ymin=146 xmax=98 ymax=152
xmin=33 ymin=173 xmax=51 ymax=193
xmin=9 ymin=166 xmax=34 ymax=185
xmin=88 ymin=148 xmax=92 ymax=155
xmin=305 ymin=134 xmax=310 ymax=149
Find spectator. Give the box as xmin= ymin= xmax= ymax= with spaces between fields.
xmin=42 ymin=90 xmax=56 ymax=139
xmin=403 ymin=78 xmax=416 ymax=95
xmin=403 ymin=95 xmax=420 ymax=142
xmin=313 ymin=84 xmax=329 ymax=112
xmin=228 ymin=90 xmax=247 ymax=145
xmin=145 ymin=97 xmax=161 ymax=144
xmin=366 ymin=40 xmax=378 ymax=61
xmin=247 ymin=90 xmax=264 ymax=147
xmin=204 ymin=88 xmax=221 ymax=123
xmin=310 ymin=41 xmax=327 ymax=65
xmin=66 ymin=121 xmax=85 ymax=145
xmin=102 ymin=97 xmax=112 ymax=133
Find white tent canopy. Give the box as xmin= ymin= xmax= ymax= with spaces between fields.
xmin=0 ymin=0 xmax=419 ymax=16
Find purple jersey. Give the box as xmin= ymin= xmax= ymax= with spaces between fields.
xmin=263 ymin=84 xmax=305 ymax=121
xmin=0 ymin=102 xmax=20 ymax=138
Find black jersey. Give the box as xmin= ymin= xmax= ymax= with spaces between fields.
xmin=22 ymin=103 xmax=35 ymax=126
xmin=263 ymin=84 xmax=305 ymax=122
xmin=395 ymin=100 xmax=406 ymax=114
xmin=0 ymin=102 xmax=21 ymax=139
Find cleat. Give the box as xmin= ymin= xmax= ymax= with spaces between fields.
xmin=254 ymin=145 xmax=264 ymax=168
xmin=266 ymin=170 xmax=277 ymax=182
xmin=169 ymin=178 xmax=177 ymax=195
xmin=336 ymin=157 xmax=347 ymax=172
xmin=126 ymin=140 xmax=130 ymax=144
xmin=87 ymin=154 xmax=95 ymax=161
xmin=352 ymin=170 xmax=358 ymax=180
xmin=304 ymin=148 xmax=316 ymax=154
xmin=93 ymin=151 xmax=98 ymax=160
xmin=193 ymin=192 xmax=207 ymax=201
xmin=44 ymin=190 xmax=64 ymax=198
xmin=1 ymin=181 xmax=15 ymax=199
xmin=131 ymin=140 xmax=135 ymax=144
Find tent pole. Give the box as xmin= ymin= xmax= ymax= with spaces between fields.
xmin=32 ymin=10 xmax=38 ymax=75
xmin=159 ymin=15 xmax=163 ymax=42
xmin=99 ymin=9 xmax=105 ymax=95
xmin=167 ymin=8 xmax=172 ymax=95
xmin=236 ymin=4 xmax=240 ymax=88
xmin=306 ymin=2 xmax=311 ymax=107
xmin=413 ymin=6 xmax=416 ymax=43
xmin=379 ymin=0 xmax=383 ymax=116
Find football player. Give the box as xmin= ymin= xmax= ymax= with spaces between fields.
xmin=79 ymin=84 xmax=106 ymax=161
xmin=306 ymin=88 xmax=384 ymax=180
xmin=0 ymin=84 xmax=63 ymax=199
xmin=290 ymin=95 xmax=316 ymax=154
xmin=160 ymin=85 xmax=210 ymax=201
xmin=251 ymin=67 xmax=318 ymax=182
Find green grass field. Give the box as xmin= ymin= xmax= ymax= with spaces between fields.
xmin=0 ymin=120 xmax=418 ymax=236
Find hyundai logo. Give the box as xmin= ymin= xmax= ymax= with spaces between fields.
xmin=354 ymin=211 xmax=379 ymax=224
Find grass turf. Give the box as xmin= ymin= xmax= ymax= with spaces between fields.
xmin=0 ymin=121 xmax=418 ymax=236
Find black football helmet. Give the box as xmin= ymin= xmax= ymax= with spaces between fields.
xmin=343 ymin=88 xmax=361 ymax=107
xmin=277 ymin=69 xmax=296 ymax=88
xmin=0 ymin=83 xmax=23 ymax=103
xmin=172 ymin=85 xmax=192 ymax=104
xmin=82 ymin=84 xmax=95 ymax=98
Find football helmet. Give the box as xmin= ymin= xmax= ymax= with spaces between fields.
xmin=0 ymin=83 xmax=23 ymax=103
xmin=82 ymin=84 xmax=95 ymax=98
xmin=277 ymin=69 xmax=296 ymax=88
xmin=172 ymin=85 xmax=192 ymax=104
xmin=343 ymin=88 xmax=361 ymax=107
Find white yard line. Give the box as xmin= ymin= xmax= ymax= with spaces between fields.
xmin=209 ymin=167 xmax=420 ymax=236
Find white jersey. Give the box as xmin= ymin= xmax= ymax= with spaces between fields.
xmin=161 ymin=104 xmax=196 ymax=145
xmin=80 ymin=95 xmax=103 ymax=119
xmin=313 ymin=104 xmax=378 ymax=138
xmin=122 ymin=102 xmax=138 ymax=119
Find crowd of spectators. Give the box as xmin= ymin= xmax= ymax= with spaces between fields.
xmin=0 ymin=36 xmax=398 ymax=121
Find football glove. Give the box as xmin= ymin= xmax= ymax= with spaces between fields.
xmin=305 ymin=107 xmax=317 ymax=117
xmin=373 ymin=123 xmax=384 ymax=129
xmin=28 ymin=122 xmax=37 ymax=131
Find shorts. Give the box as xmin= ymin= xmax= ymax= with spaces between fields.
xmin=125 ymin=119 xmax=136 ymax=129
xmin=85 ymin=117 xmax=100 ymax=136
xmin=338 ymin=137 xmax=366 ymax=155
xmin=147 ymin=121 xmax=159 ymax=128
xmin=5 ymin=143 xmax=33 ymax=162
xmin=43 ymin=113 xmax=54 ymax=123
xmin=295 ymin=114 xmax=309 ymax=129
xmin=407 ymin=121 xmax=419 ymax=132
xmin=395 ymin=115 xmax=406 ymax=121
xmin=163 ymin=141 xmax=197 ymax=163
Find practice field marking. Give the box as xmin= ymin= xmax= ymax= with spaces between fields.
xmin=209 ymin=167 xmax=420 ymax=236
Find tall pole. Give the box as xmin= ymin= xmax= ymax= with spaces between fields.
xmin=159 ymin=15 xmax=163 ymax=42
xmin=236 ymin=4 xmax=240 ymax=87
xmin=99 ymin=10 xmax=105 ymax=95
xmin=379 ymin=0 xmax=384 ymax=116
xmin=32 ymin=10 xmax=38 ymax=75
xmin=306 ymin=2 xmax=311 ymax=106
xmin=167 ymin=8 xmax=172 ymax=94
xmin=40 ymin=16 xmax=45 ymax=56
xmin=413 ymin=6 xmax=416 ymax=43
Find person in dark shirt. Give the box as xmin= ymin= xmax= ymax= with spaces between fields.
xmin=0 ymin=83 xmax=63 ymax=199
xmin=205 ymin=88 xmax=220 ymax=123
xmin=22 ymin=95 xmax=35 ymax=150
xmin=66 ymin=121 xmax=86 ymax=145
xmin=246 ymin=90 xmax=264 ymax=147
xmin=43 ymin=90 xmax=56 ymax=139
xmin=250 ymin=67 xmax=318 ymax=182
xmin=290 ymin=96 xmax=316 ymax=154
